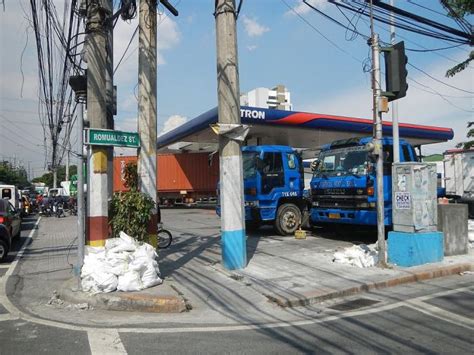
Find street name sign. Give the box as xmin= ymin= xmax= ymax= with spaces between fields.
xmin=85 ymin=128 xmax=139 ymax=148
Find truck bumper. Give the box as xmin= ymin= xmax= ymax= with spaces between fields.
xmin=310 ymin=208 xmax=391 ymax=226
xmin=245 ymin=206 xmax=276 ymax=222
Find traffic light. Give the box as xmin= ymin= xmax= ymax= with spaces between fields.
xmin=382 ymin=41 xmax=408 ymax=102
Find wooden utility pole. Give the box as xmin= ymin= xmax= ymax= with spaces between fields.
xmin=215 ymin=0 xmax=247 ymax=269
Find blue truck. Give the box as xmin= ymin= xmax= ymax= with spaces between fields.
xmin=309 ymin=136 xmax=418 ymax=227
xmin=217 ymin=145 xmax=309 ymax=235
xmin=217 ymin=137 xmax=419 ymax=234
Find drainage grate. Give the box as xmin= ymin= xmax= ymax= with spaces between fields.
xmin=328 ymin=298 xmax=380 ymax=311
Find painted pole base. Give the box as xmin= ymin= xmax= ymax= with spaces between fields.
xmin=388 ymin=231 xmax=444 ymax=267
xmin=221 ymin=229 xmax=247 ymax=270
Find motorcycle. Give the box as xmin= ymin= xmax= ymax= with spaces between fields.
xmin=39 ymin=203 xmax=52 ymax=217
xmin=54 ymin=201 xmax=65 ymax=218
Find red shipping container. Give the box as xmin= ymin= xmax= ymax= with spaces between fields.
xmin=113 ymin=153 xmax=219 ymax=198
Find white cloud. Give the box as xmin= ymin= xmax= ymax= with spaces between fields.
xmin=113 ymin=14 xmax=181 ymax=86
xmin=285 ymin=0 xmax=329 ymax=16
xmin=159 ymin=115 xmax=188 ymax=136
xmin=247 ymin=45 xmax=258 ymax=51
xmin=115 ymin=116 xmax=138 ymax=133
xmin=242 ymin=15 xmax=269 ymax=38
xmin=300 ymin=57 xmax=473 ymax=153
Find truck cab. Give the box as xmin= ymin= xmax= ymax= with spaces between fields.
xmin=310 ymin=137 xmax=417 ymax=226
xmin=218 ymin=145 xmax=308 ymax=235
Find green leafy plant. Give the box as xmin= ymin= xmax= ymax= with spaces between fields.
xmin=109 ymin=162 xmax=155 ymax=242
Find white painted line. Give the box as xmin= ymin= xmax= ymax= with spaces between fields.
xmin=0 ymin=219 xmax=472 ymax=336
xmin=0 ymin=264 xmax=11 ymax=269
xmin=0 ymin=217 xmax=41 ymax=319
xmin=5 ymin=217 xmax=41 ymax=278
xmin=0 ymin=313 xmax=19 ymax=322
xmin=406 ymin=300 xmax=474 ymax=330
xmin=88 ymin=329 xmax=127 ymax=355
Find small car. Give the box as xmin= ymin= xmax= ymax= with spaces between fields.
xmin=0 ymin=199 xmax=22 ymax=262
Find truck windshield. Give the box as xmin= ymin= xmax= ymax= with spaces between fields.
xmin=243 ymin=152 xmax=259 ymax=179
xmin=315 ymin=146 xmax=368 ymax=177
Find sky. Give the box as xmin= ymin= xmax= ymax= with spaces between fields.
xmin=1 ymin=0 xmax=472 ymax=179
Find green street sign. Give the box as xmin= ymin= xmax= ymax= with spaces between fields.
xmin=85 ymin=128 xmax=140 ymax=148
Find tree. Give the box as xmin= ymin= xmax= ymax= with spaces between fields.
xmin=109 ymin=162 xmax=155 ymax=242
xmin=32 ymin=165 xmax=77 ymax=187
xmin=456 ymin=121 xmax=474 ymax=149
xmin=440 ymin=0 xmax=474 ymax=77
xmin=0 ymin=161 xmax=29 ymax=187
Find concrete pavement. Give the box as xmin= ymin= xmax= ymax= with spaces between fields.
xmin=6 ymin=209 xmax=474 ymax=327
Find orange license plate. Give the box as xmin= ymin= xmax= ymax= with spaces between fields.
xmin=328 ymin=213 xmax=341 ymax=219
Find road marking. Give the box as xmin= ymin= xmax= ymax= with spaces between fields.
xmin=5 ymin=217 xmax=42 ymax=278
xmin=88 ymin=329 xmax=127 ymax=355
xmin=406 ymin=300 xmax=474 ymax=330
xmin=0 ymin=265 xmax=10 ymax=269
xmin=0 ymin=217 xmax=41 ymax=319
xmin=0 ymin=314 xmax=19 ymax=322
xmin=0 ymin=218 xmax=472 ymax=336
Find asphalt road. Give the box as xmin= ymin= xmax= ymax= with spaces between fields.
xmin=0 ymin=213 xmax=473 ymax=354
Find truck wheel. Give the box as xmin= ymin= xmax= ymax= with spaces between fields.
xmin=275 ymin=203 xmax=301 ymax=236
xmin=0 ymin=240 xmax=9 ymax=262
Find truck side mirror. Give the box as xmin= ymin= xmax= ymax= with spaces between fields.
xmin=310 ymin=159 xmax=320 ymax=172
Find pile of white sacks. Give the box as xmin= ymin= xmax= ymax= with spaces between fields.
xmin=81 ymin=231 xmax=162 ymax=293
xmin=333 ymin=243 xmax=380 ymax=268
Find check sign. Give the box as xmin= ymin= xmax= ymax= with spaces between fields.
xmin=85 ymin=129 xmax=140 ymax=148
xmin=395 ymin=192 xmax=411 ymax=209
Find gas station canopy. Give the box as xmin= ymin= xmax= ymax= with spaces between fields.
xmin=157 ymin=106 xmax=453 ymax=158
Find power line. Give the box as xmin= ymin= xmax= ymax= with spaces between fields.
xmin=280 ymin=0 xmax=363 ymax=63
xmin=300 ymin=0 xmax=474 ymax=106
xmin=408 ymin=62 xmax=474 ymax=94
xmin=114 ymin=25 xmax=138 ymax=74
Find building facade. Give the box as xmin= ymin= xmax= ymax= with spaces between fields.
xmin=240 ymin=85 xmax=292 ymax=111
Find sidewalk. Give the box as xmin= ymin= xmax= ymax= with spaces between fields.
xmin=9 ymin=209 xmax=474 ymax=327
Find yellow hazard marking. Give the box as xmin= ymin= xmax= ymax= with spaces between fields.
xmin=88 ymin=239 xmax=106 ymax=247
xmin=148 ymin=234 xmax=157 ymax=248
xmin=93 ymin=148 xmax=108 ymax=173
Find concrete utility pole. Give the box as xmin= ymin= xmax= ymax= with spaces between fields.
xmin=369 ymin=1 xmax=387 ymax=266
xmin=106 ymin=6 xmax=114 ymax=202
xmin=65 ymin=148 xmax=70 ymax=181
xmin=215 ymin=0 xmax=247 ymax=269
xmin=76 ymin=101 xmax=85 ymax=289
xmin=86 ymin=0 xmax=113 ymax=247
xmin=138 ymin=0 xmax=158 ymax=242
xmin=390 ymin=0 xmax=399 ymax=163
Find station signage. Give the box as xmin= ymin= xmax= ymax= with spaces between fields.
xmin=85 ymin=128 xmax=140 ymax=148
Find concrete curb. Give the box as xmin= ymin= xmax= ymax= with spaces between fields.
xmin=264 ymin=262 xmax=474 ymax=308
xmin=58 ymin=278 xmax=187 ymax=313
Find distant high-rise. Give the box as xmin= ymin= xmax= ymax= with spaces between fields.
xmin=240 ymin=85 xmax=292 ymax=111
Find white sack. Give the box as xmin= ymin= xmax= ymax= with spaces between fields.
xmin=133 ymin=243 xmax=157 ymax=260
xmin=105 ymin=238 xmax=122 ymax=250
xmin=81 ymin=231 xmax=161 ymax=293
xmin=117 ymin=270 xmax=144 ymax=292
xmin=333 ymin=243 xmax=379 ymax=268
xmin=468 ymin=220 xmax=474 ymax=247
xmin=141 ymin=259 xmax=163 ymax=288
